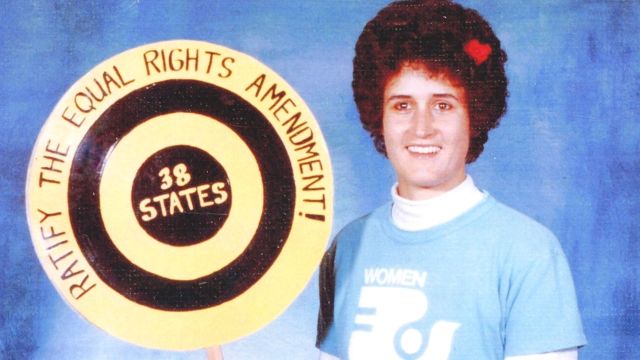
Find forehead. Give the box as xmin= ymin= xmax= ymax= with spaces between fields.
xmin=384 ymin=64 xmax=466 ymax=99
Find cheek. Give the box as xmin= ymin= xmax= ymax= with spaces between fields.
xmin=382 ymin=111 xmax=407 ymax=136
xmin=453 ymin=113 xmax=471 ymax=148
xmin=382 ymin=121 xmax=403 ymax=160
xmin=381 ymin=115 xmax=395 ymax=144
xmin=459 ymin=125 xmax=471 ymax=145
xmin=456 ymin=124 xmax=471 ymax=156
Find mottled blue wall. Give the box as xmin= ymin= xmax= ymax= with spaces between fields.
xmin=1 ymin=1 xmax=638 ymax=359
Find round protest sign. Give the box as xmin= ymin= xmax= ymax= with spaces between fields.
xmin=25 ymin=40 xmax=333 ymax=350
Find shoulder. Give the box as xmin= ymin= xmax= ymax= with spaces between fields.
xmin=484 ymin=200 xmax=566 ymax=278
xmin=484 ymin=197 xmax=558 ymax=242
xmin=480 ymin=196 xmax=564 ymax=259
xmin=329 ymin=203 xmax=390 ymax=265
xmin=333 ymin=203 xmax=390 ymax=245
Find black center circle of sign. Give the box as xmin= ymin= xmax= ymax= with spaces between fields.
xmin=132 ymin=145 xmax=232 ymax=246
xmin=68 ymin=80 xmax=295 ymax=311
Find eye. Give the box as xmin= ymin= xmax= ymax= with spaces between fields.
xmin=434 ymin=102 xmax=452 ymax=111
xmin=391 ymin=101 xmax=411 ymax=112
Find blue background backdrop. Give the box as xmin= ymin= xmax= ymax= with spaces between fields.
xmin=1 ymin=1 xmax=638 ymax=359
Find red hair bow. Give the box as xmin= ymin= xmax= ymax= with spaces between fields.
xmin=464 ymin=39 xmax=492 ymax=65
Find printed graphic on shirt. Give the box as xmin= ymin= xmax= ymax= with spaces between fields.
xmin=350 ymin=268 xmax=460 ymax=359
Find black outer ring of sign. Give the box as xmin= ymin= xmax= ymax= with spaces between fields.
xmin=67 ymin=80 xmax=295 ymax=311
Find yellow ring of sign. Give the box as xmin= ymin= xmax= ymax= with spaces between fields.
xmin=25 ymin=40 xmax=333 ymax=350
xmin=100 ymin=112 xmax=263 ymax=281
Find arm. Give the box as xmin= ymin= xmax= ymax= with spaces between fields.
xmin=505 ymin=347 xmax=578 ymax=360
xmin=501 ymin=225 xmax=586 ymax=356
xmin=316 ymin=241 xmax=337 ymax=347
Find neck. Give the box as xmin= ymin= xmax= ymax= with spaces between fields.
xmin=396 ymin=169 xmax=467 ymax=201
xmin=391 ymin=175 xmax=485 ymax=231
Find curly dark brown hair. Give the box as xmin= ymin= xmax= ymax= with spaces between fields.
xmin=353 ymin=0 xmax=508 ymax=163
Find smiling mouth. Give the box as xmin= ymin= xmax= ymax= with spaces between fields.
xmin=407 ymin=145 xmax=441 ymax=155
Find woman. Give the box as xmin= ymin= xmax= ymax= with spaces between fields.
xmin=316 ymin=1 xmax=586 ymax=359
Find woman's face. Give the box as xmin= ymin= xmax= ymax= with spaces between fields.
xmin=382 ymin=65 xmax=470 ymax=200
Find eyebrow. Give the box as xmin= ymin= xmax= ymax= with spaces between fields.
xmin=432 ymin=93 xmax=462 ymax=102
xmin=385 ymin=93 xmax=462 ymax=103
xmin=385 ymin=95 xmax=412 ymax=103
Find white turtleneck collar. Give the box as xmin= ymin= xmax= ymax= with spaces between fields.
xmin=391 ymin=175 xmax=486 ymax=231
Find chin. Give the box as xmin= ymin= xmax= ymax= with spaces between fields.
xmin=403 ymin=173 xmax=464 ymax=193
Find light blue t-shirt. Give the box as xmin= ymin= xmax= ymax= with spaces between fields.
xmin=317 ymin=196 xmax=586 ymax=359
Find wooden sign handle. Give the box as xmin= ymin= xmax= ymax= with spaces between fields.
xmin=207 ymin=346 xmax=224 ymax=360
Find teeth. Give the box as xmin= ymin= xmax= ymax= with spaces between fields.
xmin=408 ymin=145 xmax=441 ymax=154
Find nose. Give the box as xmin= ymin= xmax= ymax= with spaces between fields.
xmin=413 ymin=106 xmax=434 ymax=137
